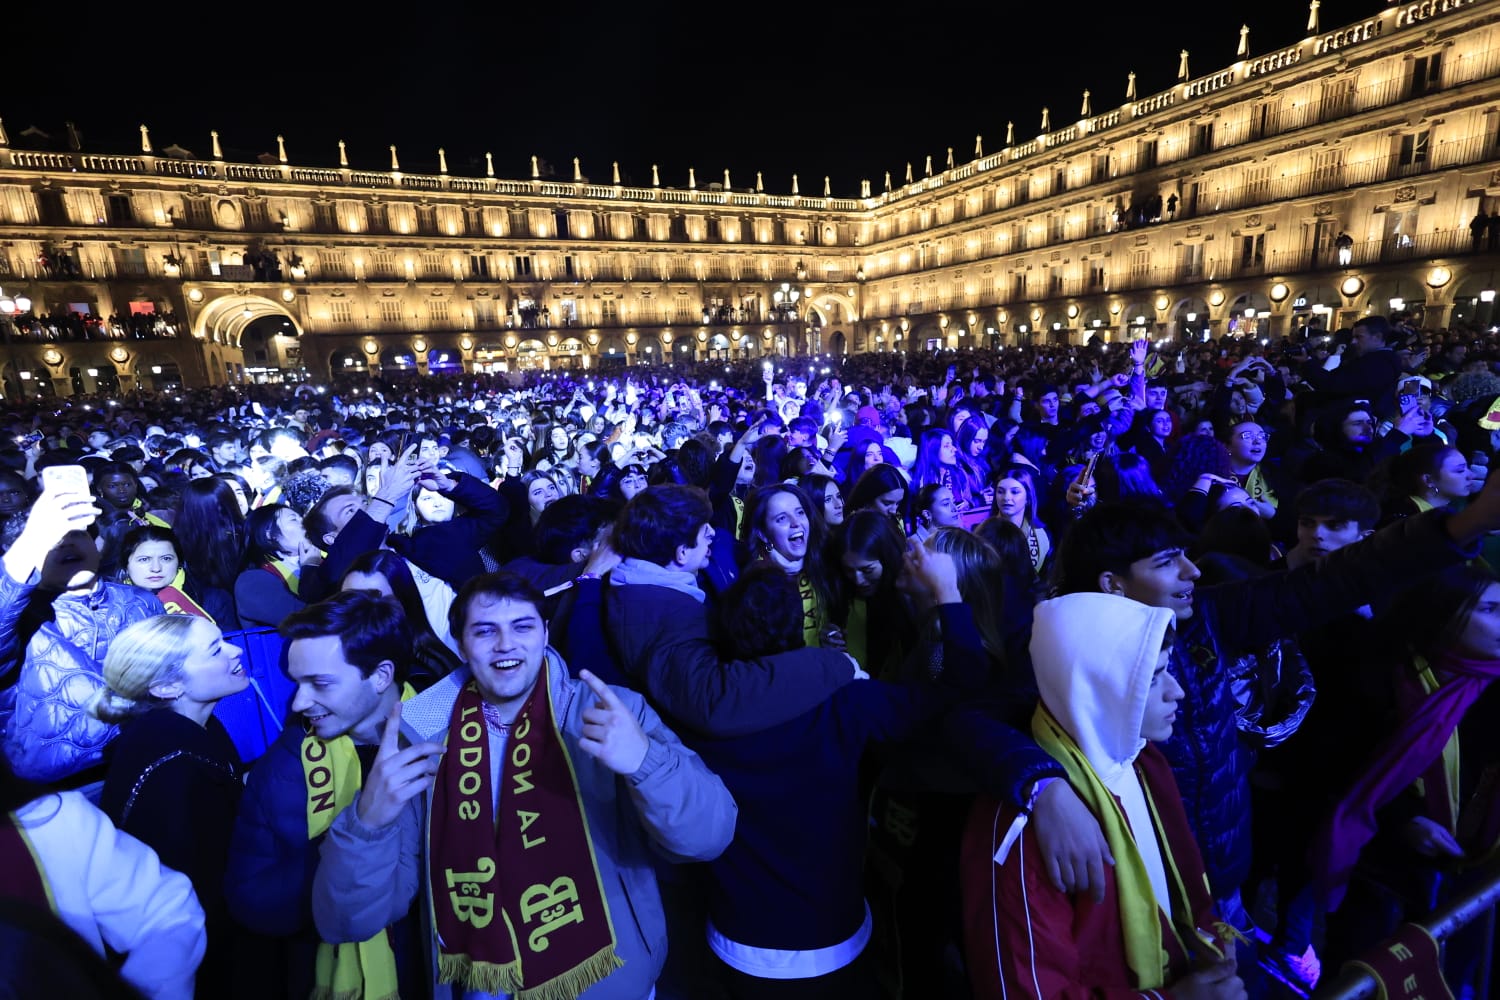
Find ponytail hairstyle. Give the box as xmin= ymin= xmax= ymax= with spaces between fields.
xmin=92 ymin=614 xmax=203 ymax=723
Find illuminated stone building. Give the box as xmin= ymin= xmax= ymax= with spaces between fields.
xmin=0 ymin=0 xmax=1497 ymax=396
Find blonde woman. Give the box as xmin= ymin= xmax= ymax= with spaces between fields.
xmin=95 ymin=614 xmax=249 ymax=998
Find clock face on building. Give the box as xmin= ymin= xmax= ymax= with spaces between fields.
xmin=42 ymin=348 xmax=62 ymax=366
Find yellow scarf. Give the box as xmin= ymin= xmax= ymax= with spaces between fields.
xmin=798 ymin=572 xmax=823 ymax=648
xmin=846 ymin=597 xmax=870 ymax=673
xmin=302 ymin=686 xmax=415 ymax=1000
xmin=1242 ymin=464 xmax=1277 ymax=510
xmin=265 ymin=557 xmax=301 ymax=597
xmin=1031 ymin=706 xmax=1215 ymax=989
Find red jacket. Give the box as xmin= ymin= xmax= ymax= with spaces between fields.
xmin=960 ymin=744 xmax=1225 ymax=1000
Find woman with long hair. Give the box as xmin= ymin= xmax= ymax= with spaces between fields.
xmin=869 ymin=527 xmax=1012 ymax=996
xmin=173 ymin=477 xmax=247 ymax=594
xmin=233 ymin=503 xmax=316 ymax=628
xmin=215 ymin=471 xmax=253 ymax=517
xmin=990 ymin=463 xmax=1051 ymax=577
xmin=341 ymin=549 xmax=462 ymax=691
xmin=1124 ymin=406 xmax=1177 ymax=487
xmin=841 ymin=430 xmax=891 ymax=491
xmin=828 ymin=509 xmax=915 ymax=677
xmin=909 ymin=483 xmax=963 ymax=542
xmin=798 ymin=472 xmax=846 ymax=531
xmin=743 ymin=483 xmax=840 ymax=649
xmin=911 ymin=428 xmax=985 ymax=511
xmin=846 ymin=462 xmax=911 ymax=532
xmin=94 ymin=613 xmax=247 ymax=997
xmin=1376 ymin=441 xmax=1472 ymax=525
xmin=118 ymin=524 xmax=239 ymax=628
xmin=575 ymin=437 xmax=614 ymax=497
xmin=1307 ymin=564 xmax=1500 ymax=990
xmin=955 ymin=417 xmax=994 ymax=492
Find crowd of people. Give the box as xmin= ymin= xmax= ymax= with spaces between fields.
xmin=2 ymin=313 xmax=1499 ymax=1000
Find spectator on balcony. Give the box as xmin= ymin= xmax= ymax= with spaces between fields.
xmin=1470 ymin=210 xmax=1487 ymax=252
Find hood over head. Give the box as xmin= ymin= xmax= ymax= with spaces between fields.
xmin=1030 ymin=593 xmax=1175 ymax=784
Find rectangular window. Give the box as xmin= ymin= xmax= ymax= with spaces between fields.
xmin=601 ymin=299 xmax=618 ymax=324
xmin=564 ymin=255 xmax=576 ymax=279
xmin=1411 ymin=53 xmax=1442 ymax=98
xmin=1088 ymin=262 xmax=1105 ymax=290
xmin=1312 ymin=149 xmax=1344 ymax=187
xmin=1178 ymin=243 xmax=1204 ymax=280
xmin=313 ymin=202 xmax=337 ymax=231
xmin=372 ymin=252 xmax=396 ymax=281
xmin=329 ymin=300 xmax=352 ymax=325
xmin=1244 ymin=165 xmax=1271 ymax=201
xmin=1138 ymin=139 xmax=1159 ymax=170
xmin=1048 ymin=214 xmax=1065 ymax=242
xmin=1092 ymin=153 xmax=1112 ymax=183
xmin=1192 ymin=122 xmax=1214 ymax=157
xmin=554 ymin=209 xmax=570 ymax=238
xmin=106 ymin=194 xmax=135 ymax=226
xmin=1053 ymin=167 xmax=1067 ymax=195
xmin=379 ymin=300 xmax=404 ymax=326
xmin=244 ymin=200 xmax=269 ymax=231
xmin=1396 ymin=130 xmax=1430 ymax=168
xmin=470 ymin=254 xmax=490 ymax=279
xmin=513 ymin=255 xmax=533 ymax=277
xmin=1131 ymin=250 xmax=1151 ymax=279
xmin=473 ymin=301 xmax=495 ymax=327
xmin=421 ymin=252 xmax=444 ymax=279
xmin=427 ymin=300 xmax=451 ymax=325
xmin=1241 ymin=233 xmax=1266 ymax=268
xmin=1011 ymin=273 xmax=1027 ymax=299
xmin=320 ymin=250 xmax=346 ymax=279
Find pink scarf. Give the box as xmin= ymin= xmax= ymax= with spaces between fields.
xmin=1311 ymin=650 xmax=1500 ymax=910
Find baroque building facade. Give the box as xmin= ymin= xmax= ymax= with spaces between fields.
xmin=0 ymin=0 xmax=1498 ymax=398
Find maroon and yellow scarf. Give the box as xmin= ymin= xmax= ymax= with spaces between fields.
xmin=156 ymin=568 xmax=213 ymax=622
xmin=428 ymin=667 xmax=621 ymax=999
xmin=262 ymin=558 xmax=301 ymax=597
xmin=0 ymin=813 xmax=53 ymax=912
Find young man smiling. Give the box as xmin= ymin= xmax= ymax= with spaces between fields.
xmin=312 ymin=571 xmax=736 ymax=1000
xmin=225 ymin=590 xmax=427 ymax=1000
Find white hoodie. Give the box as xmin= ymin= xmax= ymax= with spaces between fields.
xmin=1030 ymin=593 xmax=1176 ymax=913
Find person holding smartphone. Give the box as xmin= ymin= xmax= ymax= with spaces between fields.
xmin=0 ymin=484 xmax=164 ymax=787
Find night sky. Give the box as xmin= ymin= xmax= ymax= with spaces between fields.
xmin=7 ymin=0 xmax=1376 ymax=197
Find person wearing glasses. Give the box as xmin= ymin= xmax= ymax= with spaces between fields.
xmin=1219 ymin=419 xmax=1284 ymax=524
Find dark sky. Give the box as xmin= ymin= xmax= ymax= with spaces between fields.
xmin=7 ymin=1 xmax=1373 ymax=198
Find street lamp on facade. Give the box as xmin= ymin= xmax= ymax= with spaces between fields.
xmin=771 ymin=282 xmax=801 ymax=323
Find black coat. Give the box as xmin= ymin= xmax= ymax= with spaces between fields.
xmin=100 ymin=709 xmax=243 ymax=997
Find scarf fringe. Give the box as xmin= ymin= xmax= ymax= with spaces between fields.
xmin=438 ymin=954 xmax=523 ymax=996
xmin=437 ymin=947 xmax=623 ymax=1000
xmin=517 ymin=946 xmax=624 ymax=1000
xmin=307 ymin=989 xmax=364 ymax=1000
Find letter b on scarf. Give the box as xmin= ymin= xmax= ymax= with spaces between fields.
xmin=446 ymin=858 xmax=497 ymax=929
xmin=521 ymin=878 xmax=585 ymax=952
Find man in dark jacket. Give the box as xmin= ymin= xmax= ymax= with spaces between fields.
xmin=1297 ymin=315 xmax=1406 ymax=410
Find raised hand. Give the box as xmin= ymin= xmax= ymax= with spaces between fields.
xmin=1130 ymin=338 xmax=1148 ymax=366
xmin=3 ymin=487 xmax=103 ymax=580
xmin=356 ymin=701 xmax=446 ymax=829
xmin=905 ymin=540 xmax=961 ymax=605
xmin=576 ymin=669 xmax=649 ymax=775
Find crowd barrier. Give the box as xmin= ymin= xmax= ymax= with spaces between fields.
xmin=1314 ymin=855 xmax=1500 ymax=999
xmin=212 ymin=627 xmax=293 ymax=764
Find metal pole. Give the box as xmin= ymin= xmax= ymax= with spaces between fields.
xmin=1313 ymin=856 xmax=1500 ymax=1000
